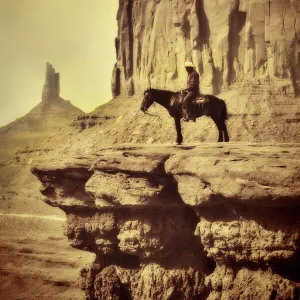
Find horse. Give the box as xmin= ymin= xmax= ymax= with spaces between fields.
xmin=140 ymin=88 xmax=229 ymax=144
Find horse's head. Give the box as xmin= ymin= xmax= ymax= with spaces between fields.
xmin=141 ymin=89 xmax=155 ymax=113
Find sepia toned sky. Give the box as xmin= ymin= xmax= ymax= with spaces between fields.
xmin=0 ymin=0 xmax=118 ymax=126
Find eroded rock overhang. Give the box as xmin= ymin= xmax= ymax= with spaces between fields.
xmin=31 ymin=144 xmax=300 ymax=299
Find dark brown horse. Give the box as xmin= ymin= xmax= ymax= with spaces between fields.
xmin=140 ymin=88 xmax=229 ymax=144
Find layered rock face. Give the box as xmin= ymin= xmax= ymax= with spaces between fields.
xmin=112 ymin=0 xmax=300 ymax=97
xmin=42 ymin=62 xmax=60 ymax=103
xmin=32 ymin=144 xmax=300 ymax=299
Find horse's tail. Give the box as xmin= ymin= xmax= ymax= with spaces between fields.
xmin=220 ymin=99 xmax=228 ymax=120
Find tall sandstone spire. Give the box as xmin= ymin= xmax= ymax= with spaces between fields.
xmin=42 ymin=62 xmax=60 ymax=103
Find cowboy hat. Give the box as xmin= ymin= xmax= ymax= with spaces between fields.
xmin=184 ymin=61 xmax=195 ymax=68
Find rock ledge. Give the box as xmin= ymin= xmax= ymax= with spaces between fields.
xmin=32 ymin=144 xmax=300 ymax=299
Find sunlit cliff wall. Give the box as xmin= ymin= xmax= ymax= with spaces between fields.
xmin=112 ymin=0 xmax=300 ymax=97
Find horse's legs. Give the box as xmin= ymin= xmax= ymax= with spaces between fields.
xmin=175 ymin=117 xmax=183 ymax=145
xmin=221 ymin=121 xmax=230 ymax=142
xmin=212 ymin=117 xmax=223 ymax=142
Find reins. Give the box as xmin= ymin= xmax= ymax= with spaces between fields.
xmin=143 ymin=103 xmax=160 ymax=117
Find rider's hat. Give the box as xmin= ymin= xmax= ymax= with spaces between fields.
xmin=184 ymin=61 xmax=195 ymax=68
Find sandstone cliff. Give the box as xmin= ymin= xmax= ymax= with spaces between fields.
xmin=32 ymin=144 xmax=300 ymax=299
xmin=112 ymin=0 xmax=300 ymax=97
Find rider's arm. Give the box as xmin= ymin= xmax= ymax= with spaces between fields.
xmin=187 ymin=73 xmax=199 ymax=92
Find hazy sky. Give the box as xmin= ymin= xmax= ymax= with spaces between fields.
xmin=0 ymin=0 xmax=118 ymax=126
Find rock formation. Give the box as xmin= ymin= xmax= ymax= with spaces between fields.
xmin=42 ymin=62 xmax=60 ymax=103
xmin=112 ymin=0 xmax=300 ymax=97
xmin=4 ymin=2 xmax=300 ymax=299
xmin=0 ymin=63 xmax=83 ymax=163
xmin=0 ymin=62 xmax=82 ymax=137
xmin=32 ymin=144 xmax=300 ymax=299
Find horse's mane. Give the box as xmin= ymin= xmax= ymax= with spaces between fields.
xmin=145 ymin=88 xmax=176 ymax=98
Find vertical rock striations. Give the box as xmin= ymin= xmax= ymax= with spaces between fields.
xmin=112 ymin=0 xmax=300 ymax=96
xmin=42 ymin=62 xmax=60 ymax=103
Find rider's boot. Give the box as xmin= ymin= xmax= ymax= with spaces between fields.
xmin=183 ymin=106 xmax=196 ymax=122
xmin=183 ymin=106 xmax=189 ymax=122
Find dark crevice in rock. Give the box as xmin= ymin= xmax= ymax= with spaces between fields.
xmin=136 ymin=40 xmax=142 ymax=76
xmin=224 ymin=260 xmax=268 ymax=273
xmin=158 ymin=175 xmax=186 ymax=205
xmin=172 ymin=145 xmax=196 ymax=150
xmin=95 ymin=253 xmax=140 ymax=270
xmin=182 ymin=12 xmax=191 ymax=57
xmin=152 ymin=154 xmax=171 ymax=174
xmin=63 ymin=206 xmax=98 ymax=216
xmin=115 ymin=37 xmax=120 ymax=59
xmin=127 ymin=0 xmax=134 ymax=79
xmin=196 ymin=0 xmax=210 ymax=48
xmin=198 ymin=203 xmax=300 ymax=225
xmin=113 ymin=66 xmax=121 ymax=97
xmin=269 ymin=249 xmax=300 ymax=283
xmin=228 ymin=2 xmax=247 ymax=86
xmin=122 ymin=49 xmax=127 ymax=79
xmin=116 ymin=68 xmax=121 ymax=96
xmin=288 ymin=39 xmax=300 ymax=96
xmin=270 ymin=289 xmax=277 ymax=300
xmin=295 ymin=288 xmax=300 ymax=300
xmin=212 ymin=64 xmax=223 ymax=95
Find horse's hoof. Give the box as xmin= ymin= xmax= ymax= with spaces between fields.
xmin=176 ymin=142 xmax=182 ymax=145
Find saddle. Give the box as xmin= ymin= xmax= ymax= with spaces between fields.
xmin=177 ymin=90 xmax=209 ymax=117
xmin=179 ymin=90 xmax=208 ymax=104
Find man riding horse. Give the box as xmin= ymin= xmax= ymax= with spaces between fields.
xmin=183 ymin=61 xmax=200 ymax=122
xmin=140 ymin=61 xmax=229 ymax=143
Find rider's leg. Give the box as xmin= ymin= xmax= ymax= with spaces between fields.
xmin=183 ymin=91 xmax=195 ymax=121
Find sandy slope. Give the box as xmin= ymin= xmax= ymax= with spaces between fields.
xmin=43 ymin=88 xmax=300 ymax=160
xmin=0 ymin=214 xmax=95 ymax=300
xmin=0 ymin=148 xmax=94 ymax=299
